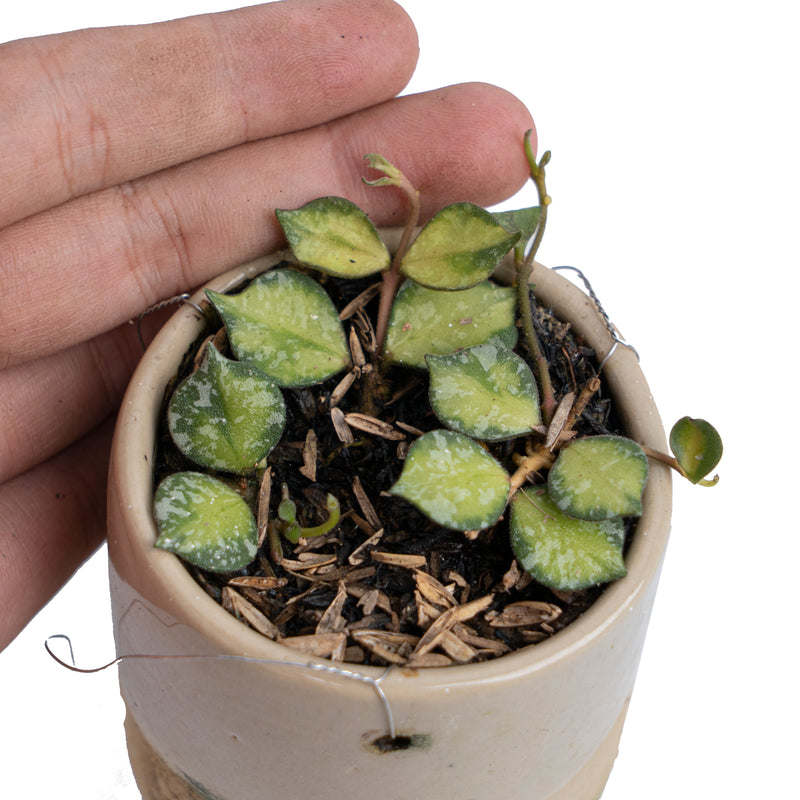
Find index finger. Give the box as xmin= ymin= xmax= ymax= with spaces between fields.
xmin=0 ymin=0 xmax=418 ymax=228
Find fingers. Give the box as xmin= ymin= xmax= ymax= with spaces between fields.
xmin=0 ymin=0 xmax=419 ymax=229
xmin=0 ymin=419 xmax=113 ymax=651
xmin=0 ymin=322 xmax=148 ymax=485
xmin=1 ymin=82 xmax=535 ymax=367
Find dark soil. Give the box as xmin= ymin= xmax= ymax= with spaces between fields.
xmin=154 ymin=265 xmax=634 ymax=668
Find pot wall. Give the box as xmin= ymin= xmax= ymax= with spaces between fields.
xmin=108 ymin=251 xmax=672 ymax=800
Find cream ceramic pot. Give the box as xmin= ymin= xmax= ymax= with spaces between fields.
xmin=108 ymin=247 xmax=672 ymax=800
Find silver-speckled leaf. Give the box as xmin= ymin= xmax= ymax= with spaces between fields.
xmin=547 ymin=435 xmax=648 ymax=521
xmin=276 ymin=197 xmax=391 ymax=278
xmin=510 ymin=485 xmax=626 ymax=591
xmin=207 ymin=269 xmax=350 ymax=387
xmin=400 ymin=202 xmax=520 ymax=289
xmin=389 ymin=429 xmax=509 ymax=531
xmin=384 ymin=280 xmax=517 ymax=368
xmin=167 ymin=344 xmax=286 ymax=474
xmin=427 ymin=344 xmax=541 ymax=441
xmin=154 ymin=472 xmax=258 ymax=573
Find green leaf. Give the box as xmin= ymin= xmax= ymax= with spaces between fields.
xmin=207 ymin=269 xmax=350 ymax=387
xmin=154 ymin=472 xmax=258 ymax=573
xmin=276 ymin=197 xmax=391 ymax=278
xmin=389 ymin=429 xmax=509 ymax=531
xmin=510 ymin=486 xmax=627 ymax=591
xmin=427 ymin=344 xmax=541 ymax=440
xmin=669 ymin=417 xmax=723 ymax=485
xmin=492 ymin=206 xmax=542 ymax=259
xmin=384 ymin=280 xmax=517 ymax=368
xmin=167 ymin=344 xmax=286 ymax=474
xmin=400 ymin=202 xmax=520 ymax=289
xmin=547 ymin=436 xmax=648 ymax=521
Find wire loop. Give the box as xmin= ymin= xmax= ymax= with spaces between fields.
xmin=551 ymin=265 xmax=640 ymax=370
xmin=130 ymin=293 xmax=205 ymax=351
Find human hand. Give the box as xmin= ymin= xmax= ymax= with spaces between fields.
xmin=0 ymin=0 xmax=534 ymax=650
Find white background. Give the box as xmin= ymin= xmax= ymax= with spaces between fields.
xmin=2 ymin=1 xmax=797 ymax=797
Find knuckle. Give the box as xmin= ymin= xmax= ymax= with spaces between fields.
xmin=116 ymin=178 xmax=193 ymax=306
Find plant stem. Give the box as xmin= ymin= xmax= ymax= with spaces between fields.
xmin=639 ymin=443 xmax=719 ymax=486
xmin=517 ymin=132 xmax=556 ymax=422
xmin=363 ymin=156 xmax=421 ymax=356
xmin=375 ymin=263 xmax=403 ymax=359
xmin=509 ymin=446 xmax=555 ymax=493
xmin=639 ymin=442 xmax=691 ymax=479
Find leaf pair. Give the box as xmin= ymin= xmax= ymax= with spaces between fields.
xmin=156 ymin=344 xmax=284 ymax=573
xmin=390 ymin=344 xmax=541 ymax=527
xmin=156 ymin=269 xmax=350 ymax=572
xmin=509 ymin=436 xmax=647 ymax=589
xmin=204 ymin=265 xmax=519 ymax=383
xmin=508 ymin=421 xmax=722 ymax=589
xmin=277 ymin=197 xmax=520 ymax=290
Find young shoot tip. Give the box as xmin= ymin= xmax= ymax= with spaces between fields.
xmin=281 ymin=492 xmax=342 ymax=544
xmin=362 ymin=153 xmax=404 ymax=188
xmin=523 ymin=129 xmax=536 ymax=161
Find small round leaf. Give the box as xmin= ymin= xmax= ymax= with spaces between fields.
xmin=207 ymin=269 xmax=350 ymax=387
xmin=154 ymin=472 xmax=258 ymax=573
xmin=548 ymin=435 xmax=648 ymax=521
xmin=167 ymin=344 xmax=286 ymax=474
xmin=510 ymin=486 xmax=626 ymax=590
xmin=669 ymin=417 xmax=723 ymax=484
xmin=276 ymin=197 xmax=391 ymax=278
xmin=384 ymin=280 xmax=517 ymax=368
xmin=400 ymin=202 xmax=520 ymax=290
xmin=427 ymin=344 xmax=541 ymax=440
xmin=389 ymin=429 xmax=509 ymax=531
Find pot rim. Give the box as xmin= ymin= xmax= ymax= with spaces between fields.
xmin=109 ymin=247 xmax=672 ymax=688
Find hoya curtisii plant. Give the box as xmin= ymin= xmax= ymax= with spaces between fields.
xmin=154 ymin=134 xmax=722 ymax=593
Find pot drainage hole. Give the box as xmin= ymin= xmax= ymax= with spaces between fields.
xmin=369 ymin=733 xmax=432 ymax=753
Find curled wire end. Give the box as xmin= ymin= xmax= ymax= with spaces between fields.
xmin=130 ymin=293 xmax=205 ymax=351
xmin=45 ymin=634 xmax=124 ymax=674
xmin=552 ymin=265 xmax=640 ymax=371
